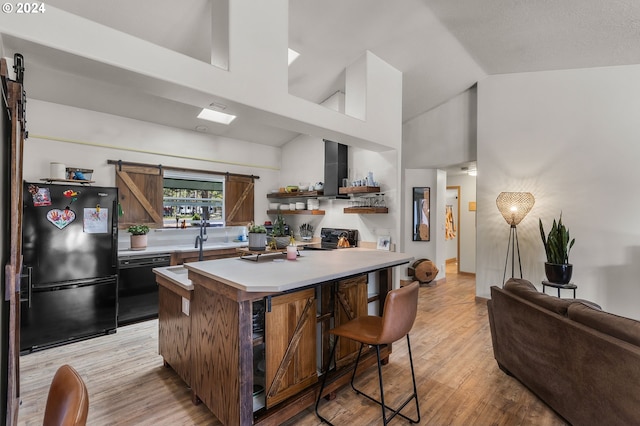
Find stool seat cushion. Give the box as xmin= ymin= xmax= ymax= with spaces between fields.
xmin=330 ymin=316 xmax=384 ymax=345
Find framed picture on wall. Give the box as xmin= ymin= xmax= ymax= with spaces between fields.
xmin=412 ymin=187 xmax=430 ymax=241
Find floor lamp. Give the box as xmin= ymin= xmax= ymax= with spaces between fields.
xmin=496 ymin=192 xmax=535 ymax=286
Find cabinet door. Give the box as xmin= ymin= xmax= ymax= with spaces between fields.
xmin=334 ymin=274 xmax=369 ymax=368
xmin=265 ymin=288 xmax=317 ymax=408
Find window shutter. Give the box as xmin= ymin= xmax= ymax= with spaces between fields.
xmin=115 ymin=163 xmax=163 ymax=228
xmin=225 ymin=174 xmax=254 ymax=226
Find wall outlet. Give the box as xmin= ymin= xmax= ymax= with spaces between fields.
xmin=182 ymin=297 xmax=190 ymax=316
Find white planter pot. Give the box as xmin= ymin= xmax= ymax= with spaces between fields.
xmin=248 ymin=233 xmax=267 ymax=251
xmin=130 ymin=234 xmax=148 ymax=250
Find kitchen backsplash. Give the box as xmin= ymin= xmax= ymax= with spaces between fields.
xmin=117 ymin=226 xmax=247 ymax=251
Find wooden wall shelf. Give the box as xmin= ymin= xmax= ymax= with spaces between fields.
xmin=338 ymin=186 xmax=380 ymax=195
xmin=267 ymin=209 xmax=325 ymax=215
xmin=343 ymin=207 xmax=388 ymax=214
xmin=267 ymin=190 xmax=324 ymax=199
xmin=40 ymin=178 xmax=95 ymax=184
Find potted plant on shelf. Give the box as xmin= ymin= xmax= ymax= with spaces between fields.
xmin=127 ymin=224 xmax=150 ymax=250
xmin=539 ymin=213 xmax=575 ymax=284
xmin=248 ymin=223 xmax=267 ymax=251
xmin=270 ymin=210 xmax=290 ymax=248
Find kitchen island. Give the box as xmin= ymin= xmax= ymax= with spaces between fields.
xmin=155 ymin=248 xmax=412 ymax=425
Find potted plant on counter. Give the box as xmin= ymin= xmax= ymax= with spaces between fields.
xmin=539 ymin=213 xmax=575 ymax=284
xmin=270 ymin=210 xmax=290 ymax=248
xmin=248 ymin=223 xmax=267 ymax=251
xmin=127 ymin=224 xmax=150 ymax=250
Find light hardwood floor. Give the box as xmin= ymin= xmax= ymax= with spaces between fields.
xmin=18 ymin=264 xmax=567 ymax=425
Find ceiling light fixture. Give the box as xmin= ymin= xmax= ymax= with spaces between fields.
xmin=288 ymin=48 xmax=300 ymax=65
xmin=468 ymin=169 xmax=477 ymax=176
xmin=197 ymin=108 xmax=236 ymax=125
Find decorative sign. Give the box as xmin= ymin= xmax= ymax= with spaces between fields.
xmin=83 ymin=207 xmax=109 ymax=234
xmin=47 ymin=209 xmax=76 ymax=229
xmin=377 ymin=236 xmax=391 ymax=250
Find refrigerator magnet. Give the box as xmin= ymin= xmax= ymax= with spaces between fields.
xmin=47 ymin=208 xmax=76 ymax=229
xmin=63 ymin=189 xmax=80 ymax=203
xmin=28 ymin=184 xmax=52 ymax=207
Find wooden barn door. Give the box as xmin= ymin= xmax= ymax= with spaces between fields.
xmin=225 ymin=174 xmax=254 ymax=226
xmin=114 ymin=163 xmax=163 ymax=228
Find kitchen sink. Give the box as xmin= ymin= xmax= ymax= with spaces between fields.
xmin=166 ymin=266 xmax=189 ymax=275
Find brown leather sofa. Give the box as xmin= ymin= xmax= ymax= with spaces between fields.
xmin=488 ymin=278 xmax=640 ymax=426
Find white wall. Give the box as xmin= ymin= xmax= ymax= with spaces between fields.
xmin=23 ymin=99 xmax=282 ymax=226
xmin=404 ymin=168 xmax=446 ymax=280
xmin=402 ymin=86 xmax=477 ymax=280
xmin=477 ymin=64 xmax=640 ymax=320
xmin=2 ymin=2 xmax=402 ymax=152
xmin=278 ymin=135 xmax=401 ymax=247
xmin=447 ymin=173 xmax=477 ymax=274
xmin=403 ymin=87 xmax=477 ymax=169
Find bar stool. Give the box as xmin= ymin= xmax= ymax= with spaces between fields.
xmin=315 ymin=281 xmax=421 ymax=425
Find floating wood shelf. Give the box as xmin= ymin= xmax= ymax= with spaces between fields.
xmin=343 ymin=207 xmax=388 ymax=214
xmin=338 ymin=186 xmax=381 ymax=195
xmin=40 ymin=178 xmax=95 ymax=184
xmin=267 ymin=209 xmax=325 ymax=215
xmin=267 ymin=190 xmax=324 ymax=198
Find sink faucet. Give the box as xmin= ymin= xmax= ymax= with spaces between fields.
xmin=194 ymin=219 xmax=208 ymax=261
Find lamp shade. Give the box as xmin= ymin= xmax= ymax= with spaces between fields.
xmin=496 ymin=192 xmax=535 ymax=226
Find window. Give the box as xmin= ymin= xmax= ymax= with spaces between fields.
xmin=163 ymin=170 xmax=225 ymax=227
xmin=112 ymin=160 xmax=255 ymax=229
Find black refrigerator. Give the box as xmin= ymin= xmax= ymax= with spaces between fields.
xmin=20 ymin=181 xmax=118 ymax=353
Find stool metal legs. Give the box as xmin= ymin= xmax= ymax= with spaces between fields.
xmin=315 ymin=335 xmax=421 ymax=425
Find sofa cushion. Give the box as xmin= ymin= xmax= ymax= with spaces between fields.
xmin=568 ymin=302 xmax=640 ymax=347
xmin=504 ymin=278 xmax=573 ymax=315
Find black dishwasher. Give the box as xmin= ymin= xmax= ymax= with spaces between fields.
xmin=117 ymin=253 xmax=170 ymax=326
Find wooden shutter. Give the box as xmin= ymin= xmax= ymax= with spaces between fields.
xmin=114 ymin=163 xmax=163 ymax=228
xmin=225 ymin=174 xmax=254 ymax=226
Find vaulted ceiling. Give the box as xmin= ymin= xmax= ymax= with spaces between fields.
xmin=2 ymin=0 xmax=640 ymax=146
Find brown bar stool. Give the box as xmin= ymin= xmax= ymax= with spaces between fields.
xmin=315 ymin=281 xmax=421 ymax=425
xmin=43 ymin=364 xmax=89 ymax=426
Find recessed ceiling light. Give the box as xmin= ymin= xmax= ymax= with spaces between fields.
xmin=288 ymin=48 xmax=300 ymax=65
xmin=197 ymin=108 xmax=237 ymax=125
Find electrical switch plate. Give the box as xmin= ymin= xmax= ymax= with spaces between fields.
xmin=182 ymin=297 xmax=190 ymax=316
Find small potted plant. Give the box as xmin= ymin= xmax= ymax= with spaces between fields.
xmin=248 ymin=223 xmax=267 ymax=251
xmin=127 ymin=224 xmax=150 ymax=250
xmin=270 ymin=210 xmax=290 ymax=248
xmin=539 ymin=213 xmax=575 ymax=283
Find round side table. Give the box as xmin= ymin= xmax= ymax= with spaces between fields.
xmin=542 ymin=280 xmax=577 ymax=298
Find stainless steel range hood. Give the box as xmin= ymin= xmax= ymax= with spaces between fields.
xmin=323 ymin=139 xmax=349 ymax=198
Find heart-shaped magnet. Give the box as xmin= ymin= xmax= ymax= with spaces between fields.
xmin=47 ymin=209 xmax=76 ymax=229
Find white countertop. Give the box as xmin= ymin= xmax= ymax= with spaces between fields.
xmin=118 ymin=241 xmax=248 ymax=257
xmin=182 ymin=248 xmax=413 ymax=293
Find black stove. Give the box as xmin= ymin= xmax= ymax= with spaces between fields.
xmin=318 ymin=228 xmax=358 ymax=249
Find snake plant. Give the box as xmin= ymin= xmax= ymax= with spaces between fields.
xmin=539 ymin=213 xmax=575 ymax=264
